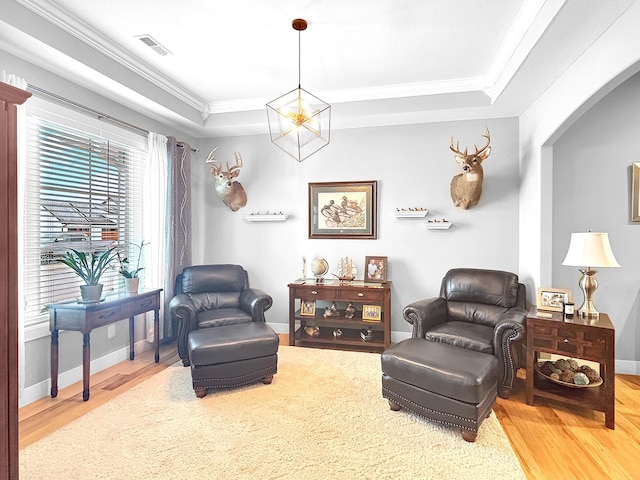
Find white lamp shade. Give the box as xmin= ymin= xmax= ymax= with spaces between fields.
xmin=562 ymin=232 xmax=621 ymax=268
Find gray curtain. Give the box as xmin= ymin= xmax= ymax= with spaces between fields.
xmin=163 ymin=137 xmax=192 ymax=340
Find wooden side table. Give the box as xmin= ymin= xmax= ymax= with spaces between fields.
xmin=48 ymin=288 xmax=162 ymax=401
xmin=525 ymin=309 xmax=615 ymax=429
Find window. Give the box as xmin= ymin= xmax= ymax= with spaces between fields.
xmin=23 ymin=104 xmax=146 ymax=326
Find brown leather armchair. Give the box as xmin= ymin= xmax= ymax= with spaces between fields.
xmin=402 ymin=268 xmax=527 ymax=398
xmin=169 ymin=264 xmax=273 ymax=366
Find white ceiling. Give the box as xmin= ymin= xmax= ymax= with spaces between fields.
xmin=1 ymin=0 xmax=635 ymax=138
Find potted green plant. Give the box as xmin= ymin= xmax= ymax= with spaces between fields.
xmin=116 ymin=240 xmax=147 ymax=293
xmin=59 ymin=247 xmax=118 ymax=302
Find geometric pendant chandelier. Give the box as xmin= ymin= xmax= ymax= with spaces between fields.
xmin=266 ymin=18 xmax=331 ymax=162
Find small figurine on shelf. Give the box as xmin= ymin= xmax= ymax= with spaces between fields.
xmin=332 ymin=328 xmax=343 ymax=338
xmin=344 ymin=302 xmax=355 ymax=319
xmin=304 ymin=324 xmax=321 ymax=337
xmin=323 ymin=302 xmax=340 ymax=318
xmin=360 ymin=326 xmax=374 ymax=341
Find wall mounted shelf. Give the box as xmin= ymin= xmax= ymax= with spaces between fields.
xmin=243 ymin=213 xmax=289 ymax=222
xmin=426 ymin=220 xmax=452 ymax=229
xmin=394 ymin=209 xmax=428 ymax=218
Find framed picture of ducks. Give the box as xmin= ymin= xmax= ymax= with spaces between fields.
xmin=308 ymin=181 xmax=377 ymax=239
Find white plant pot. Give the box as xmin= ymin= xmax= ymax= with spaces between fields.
xmin=79 ymin=284 xmax=103 ymax=302
xmin=125 ymin=277 xmax=140 ymax=293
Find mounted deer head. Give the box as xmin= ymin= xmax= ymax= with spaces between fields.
xmin=205 ymin=148 xmax=248 ymax=212
xmin=449 ymin=127 xmax=491 ymax=209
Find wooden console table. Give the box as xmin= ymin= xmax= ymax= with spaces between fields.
xmin=525 ymin=309 xmax=615 ymax=429
xmin=288 ymin=279 xmax=391 ymax=353
xmin=48 ymin=288 xmax=162 ymax=401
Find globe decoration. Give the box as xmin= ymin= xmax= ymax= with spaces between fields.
xmin=310 ymin=258 xmax=329 ymax=280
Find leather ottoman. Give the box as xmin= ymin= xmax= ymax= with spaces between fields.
xmin=381 ymin=338 xmax=499 ymax=442
xmin=187 ymin=322 xmax=279 ymax=398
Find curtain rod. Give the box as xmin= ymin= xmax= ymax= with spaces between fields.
xmin=27 ymin=84 xmax=198 ymax=153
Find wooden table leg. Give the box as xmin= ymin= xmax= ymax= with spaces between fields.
xmin=525 ymin=344 xmax=535 ymax=406
xmin=603 ymin=361 xmax=615 ymax=429
xmin=154 ymin=308 xmax=160 ymax=363
xmin=50 ymin=329 xmax=59 ymax=398
xmin=82 ymin=332 xmax=90 ymax=401
xmin=288 ymin=293 xmax=295 ymax=346
xmin=129 ymin=316 xmax=135 ymax=360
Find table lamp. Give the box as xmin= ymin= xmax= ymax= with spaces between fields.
xmin=562 ymin=231 xmax=620 ymax=318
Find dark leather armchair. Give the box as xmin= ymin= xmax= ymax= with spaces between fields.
xmin=402 ymin=268 xmax=527 ymax=398
xmin=169 ymin=264 xmax=273 ymax=366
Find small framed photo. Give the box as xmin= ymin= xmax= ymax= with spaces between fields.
xmin=364 ymin=256 xmax=388 ymax=283
xmin=362 ymin=304 xmax=382 ymax=322
xmin=537 ymin=287 xmax=573 ymax=312
xmin=300 ymin=299 xmax=316 ymax=317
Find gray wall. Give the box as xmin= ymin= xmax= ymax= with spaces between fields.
xmin=553 ymin=71 xmax=640 ymax=371
xmin=192 ymin=118 xmax=520 ymax=338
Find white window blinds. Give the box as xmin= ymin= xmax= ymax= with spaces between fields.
xmin=23 ymin=111 xmax=146 ymax=325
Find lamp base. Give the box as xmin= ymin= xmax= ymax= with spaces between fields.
xmin=576 ymin=268 xmax=600 ymax=318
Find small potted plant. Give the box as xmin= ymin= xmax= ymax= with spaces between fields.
xmin=117 ymin=240 xmax=147 ymax=293
xmin=59 ymin=247 xmax=118 ymax=302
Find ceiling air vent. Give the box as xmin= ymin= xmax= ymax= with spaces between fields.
xmin=135 ymin=34 xmax=171 ymax=56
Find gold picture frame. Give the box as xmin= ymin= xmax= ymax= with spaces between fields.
xmin=300 ymin=299 xmax=316 ymax=317
xmin=537 ymin=287 xmax=572 ymax=312
xmin=632 ymin=162 xmax=640 ymax=222
xmin=362 ymin=304 xmax=382 ymax=322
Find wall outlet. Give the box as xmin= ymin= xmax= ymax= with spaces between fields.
xmin=107 ymin=324 xmax=116 ymax=339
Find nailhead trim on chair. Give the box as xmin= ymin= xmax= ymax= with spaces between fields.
xmin=192 ymin=365 xmax=275 ymax=389
xmin=500 ymin=329 xmax=518 ymax=392
xmin=382 ymin=386 xmax=480 ymax=432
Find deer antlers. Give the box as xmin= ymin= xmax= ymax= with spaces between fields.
xmin=450 ymin=127 xmax=491 ymax=160
xmin=205 ymin=148 xmax=243 ymax=176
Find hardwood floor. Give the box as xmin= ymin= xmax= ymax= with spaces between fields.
xmin=19 ymin=337 xmax=640 ymax=480
xmin=18 ymin=342 xmax=179 ymax=449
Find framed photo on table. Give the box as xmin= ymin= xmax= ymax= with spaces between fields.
xmin=300 ymin=299 xmax=316 ymax=316
xmin=364 ymin=256 xmax=388 ymax=283
xmin=308 ymin=181 xmax=377 ymax=239
xmin=362 ymin=305 xmax=382 ymax=322
xmin=537 ymin=287 xmax=572 ymax=312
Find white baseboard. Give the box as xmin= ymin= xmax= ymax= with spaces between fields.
xmin=19 ymin=339 xmax=153 ymax=407
xmin=615 ymin=359 xmax=640 ymax=375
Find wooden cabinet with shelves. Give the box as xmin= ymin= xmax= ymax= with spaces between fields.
xmin=525 ymin=309 xmax=615 ymax=429
xmin=288 ymin=279 xmax=391 ymax=353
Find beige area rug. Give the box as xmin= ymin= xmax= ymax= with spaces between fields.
xmin=20 ymin=346 xmax=525 ymax=480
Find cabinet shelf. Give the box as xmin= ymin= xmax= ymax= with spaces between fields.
xmin=288 ymin=279 xmax=391 ymax=353
xmin=294 ymin=327 xmax=385 ymax=351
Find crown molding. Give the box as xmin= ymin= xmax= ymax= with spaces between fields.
xmin=15 ymin=0 xmax=209 ymax=116
xmin=207 ymin=77 xmax=487 ymax=115
xmin=484 ymin=0 xmax=565 ymax=103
